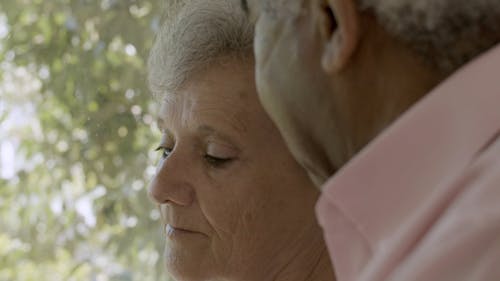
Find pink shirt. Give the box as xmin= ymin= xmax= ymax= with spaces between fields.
xmin=316 ymin=44 xmax=500 ymax=281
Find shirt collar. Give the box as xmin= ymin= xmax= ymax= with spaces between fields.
xmin=320 ymin=43 xmax=500 ymax=250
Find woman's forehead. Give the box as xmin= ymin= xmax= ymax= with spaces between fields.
xmin=157 ymin=91 xmax=249 ymax=140
xmin=155 ymin=61 xmax=263 ymax=140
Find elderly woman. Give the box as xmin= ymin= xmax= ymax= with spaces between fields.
xmin=147 ymin=1 xmax=334 ymax=281
xmin=246 ymin=0 xmax=500 ymax=280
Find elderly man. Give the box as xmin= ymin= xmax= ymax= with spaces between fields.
xmin=242 ymin=0 xmax=500 ymax=280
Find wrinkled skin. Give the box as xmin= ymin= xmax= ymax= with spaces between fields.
xmin=148 ymin=60 xmax=333 ymax=281
xmin=246 ymin=0 xmax=442 ymax=187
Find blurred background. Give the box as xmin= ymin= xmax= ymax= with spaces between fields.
xmin=0 ymin=0 xmax=169 ymax=280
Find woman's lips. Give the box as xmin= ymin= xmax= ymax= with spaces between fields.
xmin=166 ymin=224 xmax=175 ymax=236
xmin=165 ymin=224 xmax=198 ymax=237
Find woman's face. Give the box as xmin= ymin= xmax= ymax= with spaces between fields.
xmin=148 ymin=60 xmax=321 ymax=281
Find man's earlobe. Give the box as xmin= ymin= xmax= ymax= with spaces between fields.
xmin=320 ymin=0 xmax=359 ymax=73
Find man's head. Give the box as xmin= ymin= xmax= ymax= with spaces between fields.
xmin=244 ymin=0 xmax=500 ymax=186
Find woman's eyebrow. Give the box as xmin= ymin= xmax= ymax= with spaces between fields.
xmin=197 ymin=124 xmax=239 ymax=144
xmin=240 ymin=0 xmax=249 ymax=14
xmin=156 ymin=117 xmax=165 ymax=131
xmin=156 ymin=119 xmax=174 ymax=139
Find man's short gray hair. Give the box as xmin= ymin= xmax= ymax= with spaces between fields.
xmin=358 ymin=0 xmax=500 ymax=72
xmin=148 ymin=0 xmax=253 ymax=98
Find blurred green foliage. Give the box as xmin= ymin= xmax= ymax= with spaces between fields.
xmin=0 ymin=0 xmax=169 ymax=280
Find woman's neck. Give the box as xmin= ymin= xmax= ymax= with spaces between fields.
xmin=271 ymin=231 xmax=336 ymax=281
xmin=306 ymin=247 xmax=336 ymax=281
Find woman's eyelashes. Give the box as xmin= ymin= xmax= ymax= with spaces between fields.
xmin=155 ymin=145 xmax=233 ymax=168
xmin=155 ymin=146 xmax=172 ymax=160
xmin=204 ymin=154 xmax=232 ymax=167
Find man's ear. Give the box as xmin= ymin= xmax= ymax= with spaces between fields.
xmin=318 ymin=0 xmax=360 ymax=73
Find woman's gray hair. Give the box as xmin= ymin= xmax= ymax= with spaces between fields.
xmin=148 ymin=0 xmax=254 ymax=98
xmin=358 ymin=0 xmax=500 ymax=72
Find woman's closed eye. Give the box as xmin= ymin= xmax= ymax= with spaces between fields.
xmin=204 ymin=154 xmax=232 ymax=167
xmin=205 ymin=142 xmax=238 ymax=168
xmin=155 ymin=146 xmax=232 ymax=167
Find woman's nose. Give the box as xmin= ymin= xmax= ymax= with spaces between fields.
xmin=148 ymin=152 xmax=194 ymax=206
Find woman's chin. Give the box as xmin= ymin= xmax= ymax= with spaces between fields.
xmin=164 ymin=260 xmax=202 ymax=281
xmin=164 ymin=245 xmax=211 ymax=281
